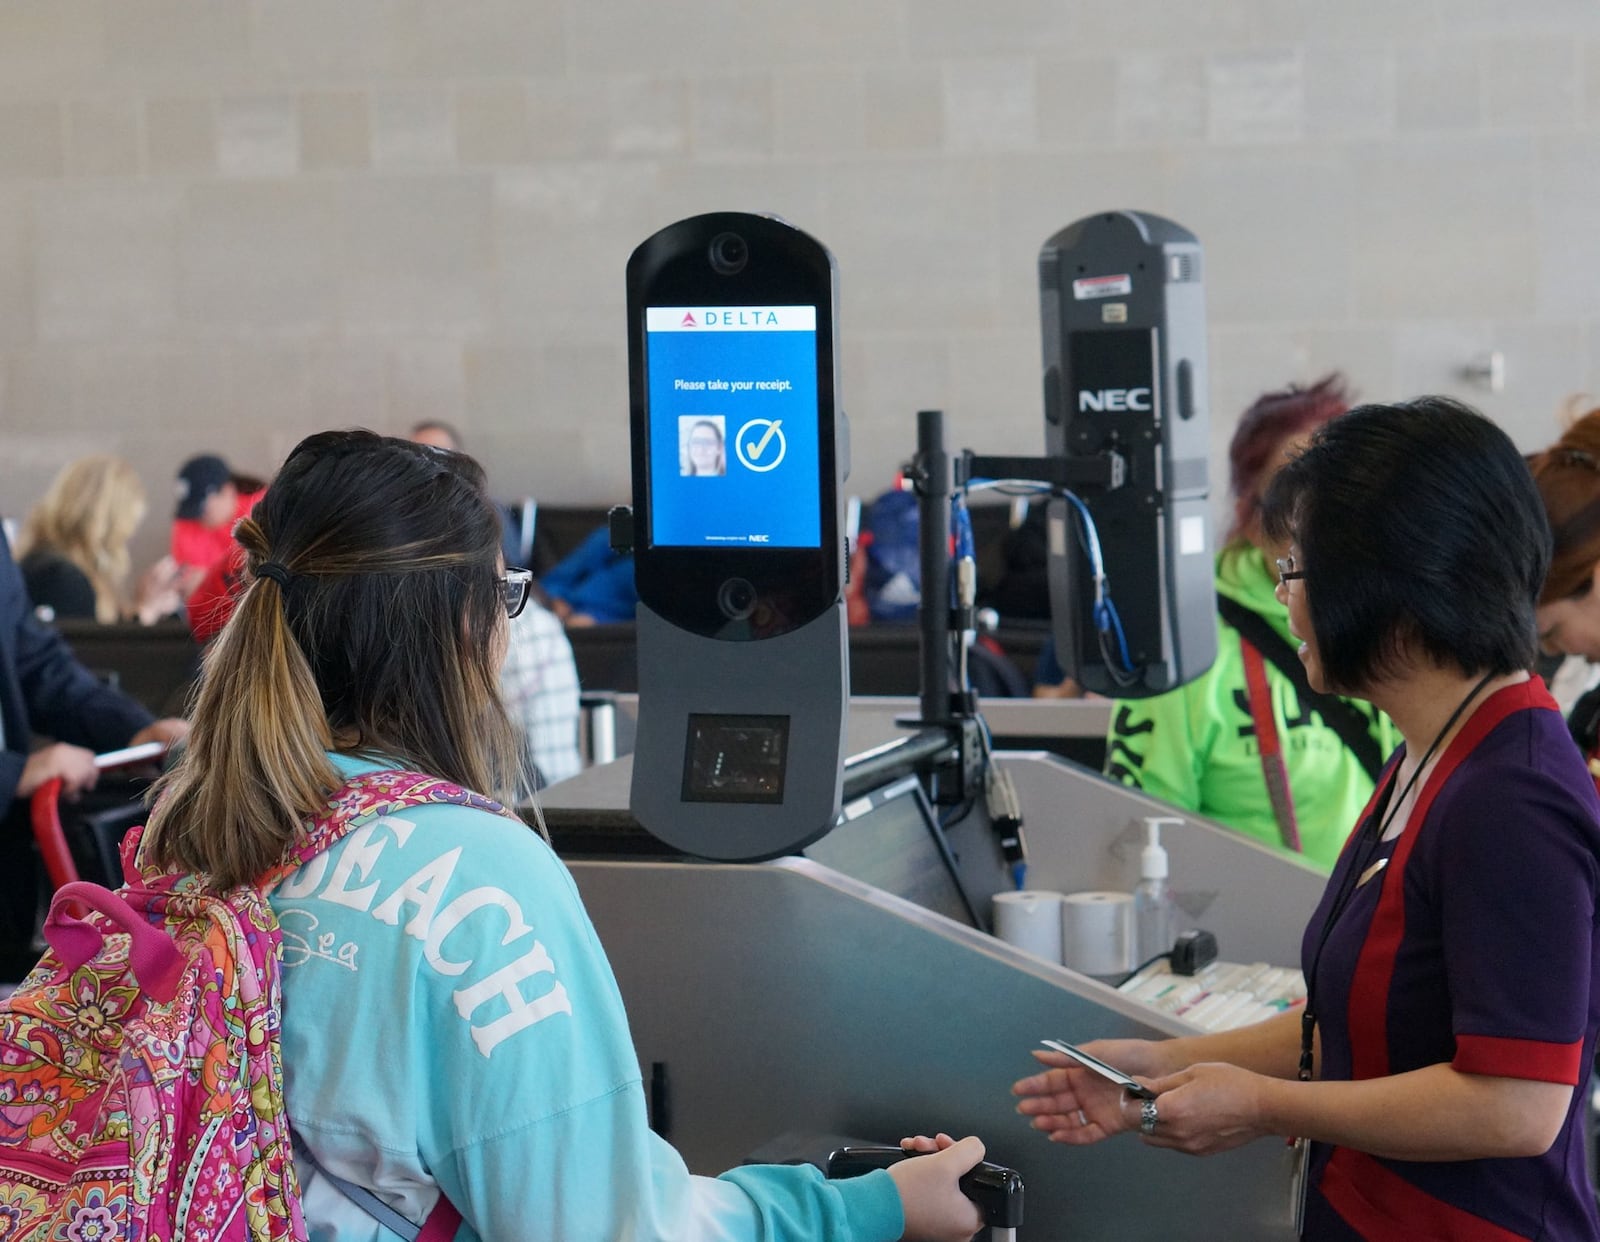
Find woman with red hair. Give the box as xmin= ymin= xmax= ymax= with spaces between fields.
xmin=1527 ymin=406 xmax=1600 ymax=784
xmin=1104 ymin=374 xmax=1399 ymax=868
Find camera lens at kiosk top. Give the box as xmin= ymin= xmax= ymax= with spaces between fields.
xmin=718 ymin=577 xmax=758 ymax=619
xmin=709 ymin=232 xmax=748 ymax=275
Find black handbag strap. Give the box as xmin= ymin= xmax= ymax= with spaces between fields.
xmin=1568 ymin=683 xmax=1600 ymax=754
xmin=1217 ymin=594 xmax=1385 ymax=785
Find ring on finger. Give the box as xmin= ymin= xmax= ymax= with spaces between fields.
xmin=1140 ymin=1098 xmax=1159 ymax=1136
xmin=1076 ymin=1108 xmax=1089 ymax=1127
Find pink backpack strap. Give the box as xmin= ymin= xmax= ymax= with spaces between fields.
xmin=258 ymin=768 xmax=520 ymax=892
xmin=417 ymin=1196 xmax=463 ymax=1242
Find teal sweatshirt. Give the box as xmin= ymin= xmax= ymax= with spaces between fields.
xmin=272 ymin=754 xmax=902 ymax=1242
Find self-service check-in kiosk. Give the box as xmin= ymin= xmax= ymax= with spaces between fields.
xmin=610 ymin=212 xmax=1026 ymax=1234
xmin=549 ymin=210 xmax=1314 ymax=1239
xmin=618 ymin=212 xmax=848 ymax=861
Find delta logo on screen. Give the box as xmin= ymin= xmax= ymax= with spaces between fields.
xmin=647 ymin=306 xmax=814 ymax=333
xmin=675 ymin=310 xmax=782 ymax=328
xmin=701 ymin=309 xmax=781 ymax=327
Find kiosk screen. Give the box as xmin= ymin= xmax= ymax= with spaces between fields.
xmin=645 ymin=305 xmax=821 ymax=550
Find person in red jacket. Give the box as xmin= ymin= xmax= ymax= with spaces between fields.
xmin=170 ymin=454 xmax=263 ymax=598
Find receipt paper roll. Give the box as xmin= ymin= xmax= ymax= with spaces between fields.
xmin=1059 ymin=890 xmax=1135 ymax=976
xmin=992 ymin=890 xmax=1065 ymax=962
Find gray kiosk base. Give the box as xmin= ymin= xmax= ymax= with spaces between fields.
xmin=546 ymin=749 xmax=1321 ymax=1240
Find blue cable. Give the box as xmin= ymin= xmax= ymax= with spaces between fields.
xmin=1060 ymin=492 xmax=1105 ymax=578
xmin=1063 ymin=491 xmax=1137 ymax=676
xmin=962 ymin=479 xmax=1137 ymax=675
xmin=951 ymin=493 xmax=976 ymax=560
xmin=1098 ymin=596 xmax=1135 ymax=670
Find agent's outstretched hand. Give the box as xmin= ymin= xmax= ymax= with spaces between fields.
xmin=1012 ymin=1039 xmax=1171 ymax=1144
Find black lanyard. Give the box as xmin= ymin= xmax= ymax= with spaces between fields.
xmin=1297 ymin=670 xmax=1498 ymax=1082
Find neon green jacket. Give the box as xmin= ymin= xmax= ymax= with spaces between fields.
xmin=1104 ymin=544 xmax=1400 ymax=870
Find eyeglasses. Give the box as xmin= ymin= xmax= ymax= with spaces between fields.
xmin=1275 ymin=554 xmax=1306 ymax=586
xmin=501 ymin=567 xmax=533 ymax=619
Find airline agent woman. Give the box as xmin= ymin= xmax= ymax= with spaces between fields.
xmin=1010 ymin=398 xmax=1600 ymax=1240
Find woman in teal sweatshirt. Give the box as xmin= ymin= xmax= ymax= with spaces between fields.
xmin=140 ymin=430 xmax=984 ymax=1242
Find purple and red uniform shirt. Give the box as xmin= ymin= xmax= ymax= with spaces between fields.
xmin=1301 ymin=679 xmax=1600 ymax=1241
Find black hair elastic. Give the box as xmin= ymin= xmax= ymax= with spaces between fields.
xmin=256 ymin=561 xmax=293 ymax=587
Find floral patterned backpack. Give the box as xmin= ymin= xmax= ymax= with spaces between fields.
xmin=0 ymin=769 xmax=504 ymax=1242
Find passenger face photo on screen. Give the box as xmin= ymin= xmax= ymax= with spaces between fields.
xmin=680 ymin=416 xmax=726 ymax=477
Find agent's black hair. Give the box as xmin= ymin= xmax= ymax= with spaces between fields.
xmin=1261 ymin=397 xmax=1550 ymax=691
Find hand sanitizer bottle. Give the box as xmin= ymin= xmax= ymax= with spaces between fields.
xmin=1133 ymin=817 xmax=1179 ymax=964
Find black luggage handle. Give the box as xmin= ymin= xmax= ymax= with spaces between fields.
xmin=826 ymin=1145 xmax=1024 ymax=1230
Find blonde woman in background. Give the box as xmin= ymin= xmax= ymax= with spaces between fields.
xmin=16 ymin=456 xmax=183 ymax=625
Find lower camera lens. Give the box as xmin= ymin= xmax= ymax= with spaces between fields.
xmin=718 ymin=577 xmax=758 ymax=619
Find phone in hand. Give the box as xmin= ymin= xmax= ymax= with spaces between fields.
xmin=1040 ymin=1038 xmax=1157 ymax=1100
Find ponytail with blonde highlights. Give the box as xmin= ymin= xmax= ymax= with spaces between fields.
xmin=142 ymin=517 xmax=338 ymax=888
xmin=142 ymin=431 xmax=523 ymax=890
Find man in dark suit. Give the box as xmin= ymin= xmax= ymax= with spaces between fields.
xmin=0 ymin=529 xmax=187 ymax=977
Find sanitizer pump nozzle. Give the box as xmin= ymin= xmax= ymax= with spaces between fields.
xmin=1133 ymin=816 xmax=1179 ymax=964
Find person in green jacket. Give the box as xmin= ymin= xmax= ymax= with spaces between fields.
xmin=1104 ymin=375 xmax=1399 ymax=868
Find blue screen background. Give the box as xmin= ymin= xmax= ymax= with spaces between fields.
xmin=647 ymin=325 xmax=821 ymax=548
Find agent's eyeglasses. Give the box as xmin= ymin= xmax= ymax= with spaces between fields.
xmin=501 ymin=567 xmax=533 ymax=619
xmin=1275 ymin=554 xmax=1306 ymax=586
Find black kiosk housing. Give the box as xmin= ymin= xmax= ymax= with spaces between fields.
xmin=623 ymin=212 xmax=850 ymax=860
xmin=1039 ymin=210 xmax=1216 ymax=697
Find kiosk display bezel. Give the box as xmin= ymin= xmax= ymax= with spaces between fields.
xmin=626 ymin=213 xmax=842 ymax=641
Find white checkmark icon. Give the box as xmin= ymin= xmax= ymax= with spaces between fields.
xmin=751 ymin=419 xmax=782 ymax=459
xmin=735 ymin=418 xmax=787 ymax=472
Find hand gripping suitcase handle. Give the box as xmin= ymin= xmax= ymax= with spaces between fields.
xmin=826 ymin=1145 xmax=1024 ymax=1230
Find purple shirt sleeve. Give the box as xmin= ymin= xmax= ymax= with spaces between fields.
xmin=1433 ymin=760 xmax=1599 ymax=1083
